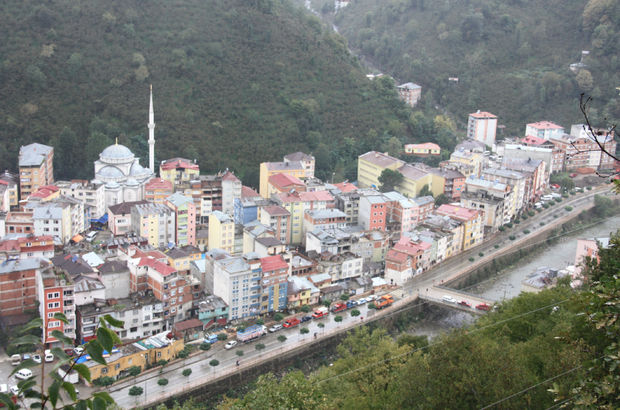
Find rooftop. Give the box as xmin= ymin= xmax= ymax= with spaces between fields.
xmin=268 ymin=173 xmax=305 ymax=189
xmin=262 ymin=205 xmax=290 ymax=217
xmin=138 ymin=257 xmax=177 ymax=276
xmin=241 ymin=186 xmax=260 ymax=198
xmin=0 ymin=257 xmax=50 ymax=274
xmin=264 ymin=160 xmax=304 ymax=171
xmin=211 ymin=210 xmax=233 ymax=223
xmin=108 ymin=200 xmax=150 ymax=215
xmin=397 ymin=82 xmax=421 ymax=90
xmin=436 ymin=204 xmax=480 ymax=221
xmin=332 ymin=181 xmax=358 ymax=193
xmin=306 ymin=208 xmax=347 ymax=220
xmin=469 ymin=111 xmax=497 ymax=119
xmin=260 ymin=255 xmax=288 ymax=272
xmin=358 ymin=151 xmax=405 ymax=169
xmin=166 ymin=192 xmax=193 ymax=207
xmin=526 ymin=121 xmax=563 ymax=130
xmin=19 ymin=143 xmax=53 ymax=167
xmin=145 ymin=177 xmax=173 ymax=191
xmin=159 ymin=158 xmax=199 ymax=171
xmin=283 ymin=152 xmax=314 ymax=162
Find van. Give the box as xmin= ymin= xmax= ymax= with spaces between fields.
xmin=85 ymin=231 xmax=98 ymax=242
xmin=10 ymin=354 xmax=21 ymax=366
xmin=15 ymin=369 xmax=33 ymax=380
xmin=442 ymin=295 xmax=457 ymax=304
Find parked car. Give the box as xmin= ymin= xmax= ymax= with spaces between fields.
xmin=569 ymin=173 xmax=578 ymax=178
xmin=10 ymin=354 xmax=21 ymax=366
xmin=282 ymin=317 xmax=300 ymax=328
xmin=224 ymin=340 xmax=238 ymax=350
xmin=268 ymin=324 xmax=283 ymax=333
xmin=300 ymin=315 xmax=312 ymax=323
xmin=476 ymin=303 xmax=491 ymax=311
xmin=357 ymin=298 xmax=367 ymax=305
xmin=73 ymin=346 xmax=85 ymax=356
xmin=442 ymin=295 xmax=457 ymax=304
xmin=44 ymin=349 xmax=54 ymax=362
xmin=9 ymin=386 xmax=21 ymax=398
xmin=366 ymin=295 xmax=377 ymax=301
xmin=32 ymin=354 xmax=42 ymax=364
xmin=458 ymin=300 xmax=471 ymax=307
xmin=15 ymin=369 xmax=33 ymax=380
xmin=550 ymin=184 xmax=560 ymax=189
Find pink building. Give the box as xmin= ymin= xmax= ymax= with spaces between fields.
xmin=108 ymin=200 xmax=149 ymax=236
xmin=574 ymin=237 xmax=610 ymax=275
xmin=165 ymin=193 xmax=197 ymax=246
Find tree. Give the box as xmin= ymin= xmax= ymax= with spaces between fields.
xmin=300 ymin=327 xmax=310 ymax=335
xmin=182 ymin=368 xmax=192 ymax=377
xmin=378 ymin=169 xmax=403 ymax=192
xmin=274 ymin=313 xmax=284 ymax=322
xmin=334 ymin=315 xmax=343 ymax=323
xmin=339 ymin=293 xmax=350 ymax=301
xmin=322 ymin=299 xmax=332 ymax=307
xmin=418 ymin=184 xmax=433 ymax=197
xmin=278 ymin=335 xmax=287 ymax=343
xmin=209 ymin=359 xmax=220 ymax=369
xmin=382 ymin=136 xmax=402 ymax=157
xmin=350 ymin=309 xmax=361 ymax=317
xmin=300 ymin=305 xmax=311 ymax=313
xmin=434 ymin=194 xmax=450 ymax=206
xmin=128 ymin=366 xmax=141 ymax=377
xmin=217 ymin=333 xmax=228 ymax=341
xmin=199 ymin=343 xmax=211 ymax=351
xmin=576 ymin=70 xmax=594 ymax=91
xmin=236 ymin=350 xmax=244 ymax=357
xmin=158 ymin=378 xmax=168 ymax=386
xmin=128 ymin=386 xmax=144 ymax=397
xmin=255 ymin=344 xmax=266 ymax=354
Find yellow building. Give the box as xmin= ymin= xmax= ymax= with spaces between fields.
xmin=165 ymin=245 xmax=202 ymax=272
xmin=259 ymin=161 xmax=307 ymax=198
xmin=131 ymin=203 xmax=176 ymax=248
xmin=449 ymin=150 xmax=484 ymax=177
xmin=404 ymin=143 xmax=441 ymax=156
xmin=87 ymin=336 xmax=184 ymax=382
xmin=357 ymin=151 xmax=404 ymax=190
xmin=159 ymin=158 xmax=200 ymax=186
xmin=435 ymin=204 xmax=483 ymax=251
xmin=208 ymin=211 xmax=235 ymax=254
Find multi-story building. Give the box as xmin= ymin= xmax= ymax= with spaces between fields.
xmin=0 ymin=258 xmax=50 ymax=320
xmin=259 ymin=160 xmax=307 ymax=198
xmin=165 ymin=245 xmax=202 ymax=275
xmin=503 ymin=144 xmax=554 ymax=181
xmin=259 ymin=205 xmax=291 ymax=244
xmin=145 ymin=177 xmax=174 ymax=204
xmin=314 ymin=251 xmax=364 ymax=283
xmin=449 ymin=149 xmax=485 ymax=178
xmin=550 ymin=125 xmax=616 ymax=171
xmin=461 ymin=177 xmax=513 ymax=230
xmin=435 ymin=204 xmax=483 ymax=250
xmin=502 ymin=158 xmax=546 ymax=203
xmin=131 ymin=202 xmax=176 ymax=248
xmin=56 ymin=180 xmax=106 ymax=219
xmin=333 ymin=190 xmax=361 ymax=225
xmin=359 ymin=194 xmax=388 ymax=231
xmin=525 ymin=121 xmax=565 ymax=141
xmin=5 ymin=211 xmax=34 ymax=235
xmin=0 ymin=171 xmax=19 ymax=210
xmin=303 ymin=209 xmax=347 ymax=240
xmin=165 ymin=193 xmax=196 ymax=246
xmin=482 ymin=167 xmax=526 ymax=215
xmin=467 ymin=111 xmax=497 ymax=147
xmin=287 ymin=275 xmax=320 ymax=309
xmin=159 ymin=158 xmax=200 ymax=186
xmin=385 ymin=237 xmax=427 ymax=286
xmin=0 ymin=235 xmax=54 ymax=261
xmin=37 ymin=265 xmax=76 ymax=346
xmin=273 ymin=190 xmax=334 ymax=245
xmin=357 ymin=151 xmax=405 ymax=190
xmin=574 ymin=237 xmax=610 ymax=275
xmin=197 ymin=294 xmax=229 ymax=327
xmin=283 ymin=152 xmax=315 ymax=179
xmin=97 ymin=260 xmax=130 ymax=300
xmin=26 ymin=196 xmax=84 ymax=244
xmin=267 ymin=173 xmax=306 ymax=197
xmin=182 ymin=171 xmax=241 ymax=223
xmin=220 ymin=171 xmax=242 ymax=216
xmin=233 ymin=186 xmax=263 ymax=225
xmin=259 ymin=255 xmax=289 ymax=313
xmin=422 ymin=215 xmax=464 ymax=259
xmin=208 ymin=211 xmax=235 ymax=254
xmin=519 ymin=136 xmax=566 ymax=173
xmin=18 ymin=143 xmax=54 ymax=200
xmin=108 ymin=200 xmax=149 ymax=236
xmin=435 ymin=165 xmax=466 ymax=199
xmin=396 ymin=82 xmax=422 ymax=107
xmin=213 ymin=254 xmax=262 ymax=320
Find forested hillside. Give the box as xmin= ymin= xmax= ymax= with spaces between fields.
xmin=0 ymin=0 xmax=432 ymax=186
xmin=324 ymin=0 xmax=620 ymax=134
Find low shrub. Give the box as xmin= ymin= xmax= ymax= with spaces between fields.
xmin=478 ymin=252 xmax=484 ymax=257
xmin=523 ymin=229 xmax=530 ymax=234
xmin=565 ymin=206 xmax=573 ymax=211
xmin=494 ymin=244 xmax=499 ymax=249
xmin=509 ymin=235 xmax=516 ymax=240
xmin=468 ymin=257 xmax=475 ymax=262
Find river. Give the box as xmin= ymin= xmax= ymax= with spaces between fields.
xmin=407 ymin=214 xmax=619 ymax=338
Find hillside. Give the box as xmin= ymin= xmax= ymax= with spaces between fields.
xmin=323 ymin=0 xmax=620 ymax=135
xmin=0 ymin=0 xmax=423 ymax=186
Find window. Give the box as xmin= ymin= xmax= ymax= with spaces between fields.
xmin=101 ymin=368 xmax=108 ymax=374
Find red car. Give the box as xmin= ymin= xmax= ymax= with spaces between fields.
xmin=476 ymin=303 xmax=491 ymax=311
xmin=458 ymin=300 xmax=471 ymax=308
xmin=282 ymin=317 xmax=300 ymax=328
xmin=550 ymin=184 xmax=560 ymax=189
xmin=569 ymin=173 xmax=578 ymax=178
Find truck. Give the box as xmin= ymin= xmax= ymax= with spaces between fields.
xmin=312 ymin=306 xmax=329 ymax=319
xmin=375 ymin=294 xmax=394 ymax=309
xmin=331 ymin=302 xmax=347 ymax=313
xmin=58 ymin=364 xmax=79 ymax=384
xmin=203 ymin=333 xmax=218 ymax=344
xmin=282 ymin=317 xmax=300 ymax=328
xmin=236 ymin=324 xmax=267 ymax=343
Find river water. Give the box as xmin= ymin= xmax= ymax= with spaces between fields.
xmin=407 ymin=214 xmax=620 ymax=338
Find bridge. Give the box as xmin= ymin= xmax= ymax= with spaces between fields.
xmin=417 ymin=287 xmax=495 ymax=314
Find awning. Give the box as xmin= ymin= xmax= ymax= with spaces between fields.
xmin=72 ymin=234 xmax=84 ymax=243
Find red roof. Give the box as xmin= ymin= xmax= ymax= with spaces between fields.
xmin=138 ymin=257 xmax=177 ymax=276
xmin=333 ymin=182 xmax=358 ymax=193
xmin=260 ymin=255 xmax=288 ymax=272
xmin=160 ymin=158 xmax=199 ymax=171
xmin=145 ymin=177 xmax=173 ymax=191
xmin=469 ymin=111 xmax=496 ymax=119
xmin=269 ymin=173 xmax=305 ymax=189
xmin=221 ymin=171 xmax=240 ymax=182
xmin=241 ymin=186 xmax=260 ymax=198
xmin=18 ymin=235 xmax=53 ymax=244
xmin=300 ymin=191 xmax=333 ymax=202
xmin=526 ymin=121 xmax=563 ymax=130
xmin=30 ymin=185 xmax=59 ymax=199
xmin=386 ymin=249 xmax=408 ymax=263
xmin=436 ymin=204 xmax=480 ymax=221
xmin=521 ymin=135 xmax=546 ymax=146
xmin=405 ymin=142 xmax=441 ymax=151
xmin=173 ymin=318 xmax=204 ymax=331
xmin=263 ymin=205 xmax=290 ymax=216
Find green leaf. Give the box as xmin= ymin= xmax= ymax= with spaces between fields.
xmin=17 ymin=379 xmax=36 ymax=391
xmin=18 ymin=318 xmax=43 ymax=334
xmin=72 ymin=363 xmax=91 ymax=383
xmin=92 ymin=392 xmax=114 ymax=403
xmin=102 ymin=314 xmax=124 ymax=329
xmin=30 ymin=402 xmax=43 ymax=408
xmin=85 ymin=341 xmax=106 ymax=365
xmin=62 ymin=381 xmax=77 ymax=401
xmin=96 ymin=327 xmax=115 ymax=353
xmin=48 ymin=380 xmax=60 ymax=408
xmin=51 ymin=347 xmax=69 ymax=362
xmin=75 ymin=399 xmax=89 ymax=410
xmin=11 ymin=333 xmax=40 ymax=346
xmin=93 ymin=396 xmax=106 ymax=410
xmin=53 ymin=312 xmax=69 ymax=325
xmin=23 ymin=388 xmax=41 ymax=399
xmin=0 ymin=393 xmax=16 ymax=410
xmin=50 ymin=330 xmax=74 ymax=346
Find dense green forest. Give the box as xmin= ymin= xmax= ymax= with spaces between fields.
xmin=158 ymin=229 xmax=619 ymax=409
xmin=0 ymin=0 xmax=456 ymax=186
xmin=314 ymin=0 xmax=620 ymax=135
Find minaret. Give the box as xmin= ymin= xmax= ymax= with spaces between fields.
xmin=148 ymin=84 xmax=155 ymax=173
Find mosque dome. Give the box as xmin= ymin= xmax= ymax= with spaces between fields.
xmin=125 ymin=178 xmax=139 ymax=187
xmin=100 ymin=144 xmax=134 ymax=161
xmin=130 ymin=162 xmax=150 ymax=178
xmin=98 ymin=166 xmax=124 ymax=178
xmin=105 ymin=181 xmax=120 ymax=189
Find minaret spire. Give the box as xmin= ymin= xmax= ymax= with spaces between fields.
xmin=148 ymin=84 xmax=155 ymax=173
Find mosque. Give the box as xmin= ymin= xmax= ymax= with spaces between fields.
xmin=93 ymin=86 xmax=157 ymax=207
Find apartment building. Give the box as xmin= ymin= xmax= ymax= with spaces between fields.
xmin=396 ymin=82 xmax=422 ymax=107
xmin=144 ymin=177 xmax=174 ymax=204
xmin=550 ymin=125 xmax=616 ymax=170
xmin=259 ymin=205 xmax=291 ymax=244
xmin=259 ymin=160 xmax=307 ymax=198
xmin=467 ymin=111 xmax=497 ymax=147
xmin=461 ymin=177 xmax=513 ymax=230
xmin=213 ymin=254 xmax=262 ymax=321
xmin=165 ymin=192 xmax=197 ymax=246
xmin=56 ymin=180 xmax=106 ymax=219
xmin=159 ymin=158 xmax=200 ymax=186
xmin=18 ymin=143 xmax=54 ymax=200
xmin=435 ymin=204 xmax=484 ymax=250
xmin=131 ymin=202 xmax=176 ymax=248
xmin=525 ymin=121 xmax=565 ymax=141
xmin=0 ymin=258 xmax=50 ymax=320
xmin=259 ymin=255 xmax=289 ymax=313
xmin=37 ymin=266 xmax=76 ymax=346
xmin=108 ymin=200 xmax=149 ymax=236
xmin=208 ymin=211 xmax=235 ymax=254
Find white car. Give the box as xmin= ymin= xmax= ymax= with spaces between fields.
xmin=442 ymin=295 xmax=457 ymax=304
xmin=44 ymin=349 xmax=54 ymax=362
xmin=32 ymin=354 xmax=42 ymax=364
xmin=15 ymin=369 xmax=33 ymax=380
xmin=224 ymin=340 xmax=238 ymax=350
xmin=357 ymin=298 xmax=367 ymax=305
xmin=10 ymin=385 xmax=22 ymax=397
xmin=268 ymin=324 xmax=283 ymax=333
xmin=73 ymin=346 xmax=85 ymax=356
xmin=366 ymin=295 xmax=377 ymax=301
